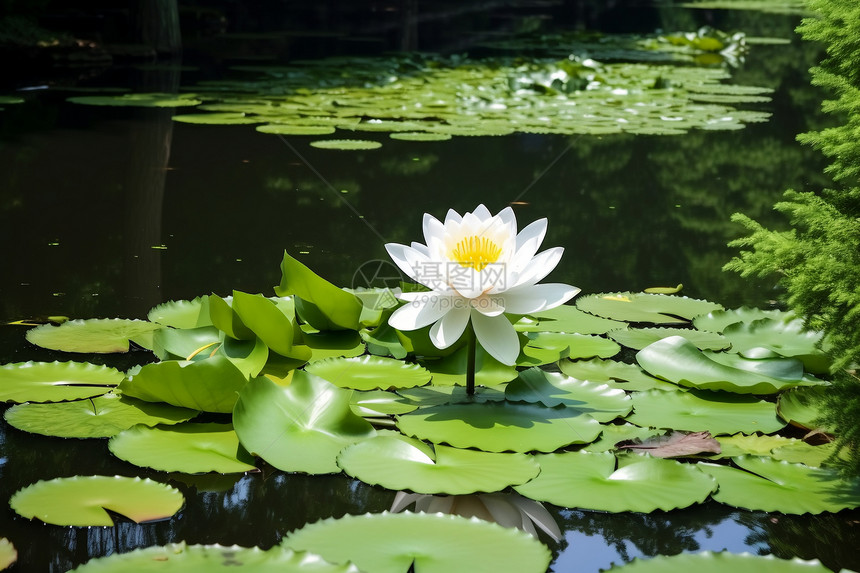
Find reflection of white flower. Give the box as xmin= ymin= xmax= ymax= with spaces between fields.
xmin=385 ymin=205 xmax=579 ymax=365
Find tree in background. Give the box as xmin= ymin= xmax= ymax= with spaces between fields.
xmin=725 ymin=0 xmax=860 ymax=476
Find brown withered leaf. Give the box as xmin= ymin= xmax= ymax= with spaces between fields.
xmin=616 ymin=430 xmax=721 ymax=458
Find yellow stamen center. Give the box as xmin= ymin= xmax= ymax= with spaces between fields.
xmin=450 ymin=236 xmax=501 ymax=271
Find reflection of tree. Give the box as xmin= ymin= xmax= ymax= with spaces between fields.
xmin=735 ymin=511 xmax=860 ymax=572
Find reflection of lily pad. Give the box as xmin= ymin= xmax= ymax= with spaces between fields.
xmin=69 ymin=544 xmax=359 ymax=572
xmin=0 ymin=361 xmax=122 ymax=403
xmin=306 ymin=355 xmax=431 ymax=391
xmin=233 ymin=372 xmax=375 ymax=474
xmin=283 ymin=512 xmax=552 ymax=573
xmin=627 ymin=389 xmax=785 ymax=434
xmin=108 ymin=423 xmax=258 ymax=474
xmin=26 ymin=319 xmax=161 ymax=353
xmin=396 ymin=401 xmax=601 ymax=452
xmin=604 ymin=551 xmax=839 ymax=573
xmin=4 ymin=393 xmax=197 ymax=438
xmin=10 ymin=476 xmax=184 ymax=526
xmin=701 ymin=456 xmax=860 ymax=514
xmin=514 ymin=451 xmax=716 ymax=512
xmin=337 ymin=434 xmax=539 ymax=494
xmin=576 ymin=292 xmax=722 ymax=324
xmin=309 ymin=139 xmax=382 ymax=150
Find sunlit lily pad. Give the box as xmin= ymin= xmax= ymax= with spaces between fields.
xmin=0 ymin=361 xmax=122 ymax=403
xmin=721 ymin=318 xmax=830 ymax=373
xmin=608 ymin=327 xmax=729 ymax=350
xmin=4 ymin=392 xmax=197 ymax=438
xmin=283 ymin=511 xmax=552 ymax=573
xmin=389 ymin=132 xmax=452 ymax=141
xmin=233 ymin=371 xmax=375 ymax=474
xmin=151 ymin=326 xmax=222 ymax=361
xmin=173 ymin=112 xmax=261 ymax=124
xmin=350 ymin=390 xmax=419 ymax=416
xmin=229 ymin=291 xmax=312 ymax=361
xmin=777 ymin=386 xmax=830 ymax=430
xmin=692 ymin=307 xmax=790 ymax=333
xmin=504 ymin=368 xmax=632 ymax=422
xmin=257 ymin=124 xmax=336 ymax=135
xmin=417 ymin=344 xmax=518 ymax=386
xmin=604 ymin=551 xmax=841 ymax=573
xmin=396 ymin=401 xmax=601 ymax=452
xmin=67 ymin=93 xmax=202 ymax=107
xmin=576 ymin=292 xmax=722 ymax=324
xmin=715 ymin=433 xmax=800 ymax=458
xmin=69 ymin=544 xmax=359 ymax=572
xmin=515 ymin=305 xmax=626 ymax=334
xmin=627 ymin=389 xmax=785 ymax=434
xmin=10 ymin=475 xmax=184 ymax=526
xmin=701 ymin=456 xmax=860 ymax=514
xmin=309 ymin=139 xmax=382 ymax=150
xmin=514 ymin=451 xmax=716 ymax=512
xmin=26 ymin=319 xmax=161 ymax=353
xmin=337 ymin=434 xmax=540 ymax=494
xmin=108 ymin=423 xmax=258 ymax=474
xmin=0 ymin=538 xmax=14 ymax=570
xmin=148 ymin=297 xmax=213 ymax=329
xmin=306 ymin=355 xmax=431 ymax=391
xmin=119 ymin=356 xmax=250 ymax=413
xmin=558 ymin=358 xmax=677 ymax=391
xmin=519 ymin=332 xmax=619 ymax=364
xmin=395 ymin=384 xmax=508 ymax=406
xmin=636 ymin=336 xmax=813 ymax=394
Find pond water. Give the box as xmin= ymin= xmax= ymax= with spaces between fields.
xmin=1 ymin=1 xmax=859 ymax=572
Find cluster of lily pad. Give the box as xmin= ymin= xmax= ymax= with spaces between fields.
xmin=62 ymin=28 xmax=774 ymax=148
xmin=1 ymin=250 xmax=858 ymax=571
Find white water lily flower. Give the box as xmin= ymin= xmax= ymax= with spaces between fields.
xmin=385 ymin=204 xmax=580 ymax=365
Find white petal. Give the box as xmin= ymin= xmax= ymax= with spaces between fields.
xmin=471 ymin=310 xmax=520 ymax=366
xmin=429 ymin=304 xmax=471 ymax=349
xmin=423 ymin=213 xmax=446 ymax=247
xmin=388 ymin=295 xmax=451 ymax=332
xmin=508 ymin=247 xmax=564 ymax=289
xmin=472 ymin=204 xmax=492 ymax=221
xmin=510 ymin=219 xmax=548 ymax=271
xmin=496 ymin=283 xmax=581 ymax=314
xmin=444 ymin=208 xmax=463 ymax=226
xmin=384 ymin=243 xmax=425 ymax=283
xmin=471 ymin=295 xmax=506 ymax=317
xmin=410 ymin=242 xmax=430 ymax=256
xmin=496 ymin=206 xmax=516 ymax=229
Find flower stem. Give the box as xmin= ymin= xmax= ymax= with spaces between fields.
xmin=466 ymin=326 xmax=477 ymax=396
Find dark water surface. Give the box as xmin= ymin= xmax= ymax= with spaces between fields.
xmin=1 ymin=2 xmax=859 ymax=571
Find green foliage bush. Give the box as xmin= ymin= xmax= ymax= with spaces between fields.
xmin=725 ymin=0 xmax=860 ymax=475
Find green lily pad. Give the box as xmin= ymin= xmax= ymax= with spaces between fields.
xmin=721 ymin=318 xmax=830 ymax=373
xmin=303 ymin=330 xmax=366 ymax=362
xmin=0 ymin=96 xmax=24 ymax=105
xmin=417 ymin=344 xmax=518 ymax=386
xmin=514 ymin=451 xmax=716 ymax=512
xmin=10 ymin=475 xmax=184 ymax=526
xmin=604 ymin=552 xmax=842 ymax=573
xmin=283 ymin=512 xmax=551 ymax=573
xmin=777 ymin=386 xmax=830 ymax=430
xmin=515 ymin=305 xmax=626 ymax=334
xmin=309 ymin=139 xmax=382 ymax=150
xmin=69 ymin=544 xmax=360 ymax=572
xmin=715 ymin=433 xmax=800 ymax=458
xmin=108 ymin=423 xmax=258 ymax=474
xmin=772 ymin=441 xmax=841 ymax=467
xmin=0 ymin=361 xmax=122 ymax=403
xmin=26 ymin=319 xmax=161 ymax=353
xmin=0 ymin=538 xmax=14 ymax=570
xmin=350 ymin=390 xmax=419 ymax=416
xmin=576 ymin=292 xmax=722 ymax=324
xmin=337 ymin=434 xmax=540 ymax=494
xmin=67 ymin=93 xmax=202 ymax=107
xmin=361 ymin=323 xmax=409 ymax=359
xmin=147 ymin=297 xmax=213 ymax=329
xmin=257 ymin=124 xmax=336 ymax=135
xmin=627 ymin=389 xmax=786 ymax=434
xmin=120 ymin=356 xmax=250 ymax=413
xmin=389 ymin=132 xmax=452 ymax=141
xmin=151 ymin=326 xmax=222 ymax=361
xmin=701 ymin=456 xmax=860 ymax=514
xmin=504 ymin=367 xmax=632 ymax=422
xmin=582 ymin=424 xmax=665 ymax=452
xmin=4 ymin=392 xmax=197 ymax=438
xmin=396 ymin=401 xmax=601 ymax=453
xmin=173 ymin=112 xmax=261 ymax=125
xmin=692 ymin=307 xmax=790 ymax=333
xmin=520 ymin=332 xmax=620 ymax=364
xmin=230 ymin=291 xmax=312 ymax=361
xmin=306 ymin=356 xmax=431 ymax=391
xmin=395 ymin=384 xmax=508 ymax=406
xmin=608 ymin=327 xmax=729 ymax=350
xmin=275 ymin=251 xmax=364 ymax=331
xmin=233 ymin=371 xmax=376 ymax=474
xmin=636 ymin=336 xmax=812 ymax=394
xmin=558 ymin=358 xmax=677 ymax=391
